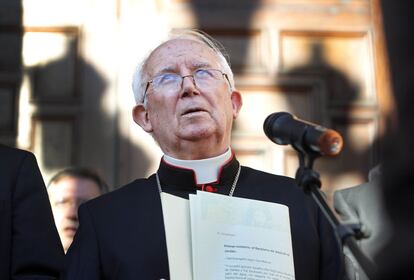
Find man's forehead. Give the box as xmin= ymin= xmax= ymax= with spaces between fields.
xmin=49 ymin=176 xmax=98 ymax=191
xmin=145 ymin=38 xmax=221 ymax=74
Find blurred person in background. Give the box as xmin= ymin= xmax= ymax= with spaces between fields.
xmin=334 ymin=165 xmax=391 ymax=280
xmin=47 ymin=167 xmax=108 ymax=252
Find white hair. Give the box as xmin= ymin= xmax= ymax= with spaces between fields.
xmin=131 ymin=30 xmax=236 ymax=106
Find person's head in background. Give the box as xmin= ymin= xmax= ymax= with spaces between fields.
xmin=47 ymin=167 xmax=108 ymax=252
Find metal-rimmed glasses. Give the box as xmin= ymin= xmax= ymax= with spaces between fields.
xmin=142 ymin=68 xmax=230 ymax=102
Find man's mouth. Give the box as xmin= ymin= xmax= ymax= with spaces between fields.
xmin=64 ymin=226 xmax=78 ymax=236
xmin=182 ymin=108 xmax=207 ymax=116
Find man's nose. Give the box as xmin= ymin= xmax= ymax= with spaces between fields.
xmin=181 ymin=75 xmax=200 ymax=97
xmin=66 ymin=203 xmax=78 ymax=220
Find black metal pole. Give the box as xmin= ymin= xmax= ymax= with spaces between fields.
xmin=286 ymin=132 xmax=377 ymax=279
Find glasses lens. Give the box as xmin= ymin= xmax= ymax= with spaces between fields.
xmin=194 ymin=69 xmax=223 ymax=88
xmin=152 ymin=73 xmax=181 ymax=92
xmin=194 ymin=69 xmax=221 ymax=80
xmin=149 ymin=69 xmax=225 ymax=94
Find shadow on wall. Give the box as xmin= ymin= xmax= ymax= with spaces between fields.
xmin=25 ymin=37 xmax=151 ymax=188
xmin=189 ymin=0 xmax=260 ymax=73
xmin=277 ymin=41 xmax=380 ymax=195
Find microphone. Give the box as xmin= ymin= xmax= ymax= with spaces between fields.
xmin=263 ymin=112 xmax=343 ymax=156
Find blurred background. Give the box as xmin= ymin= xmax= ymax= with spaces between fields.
xmin=0 ymin=0 xmax=394 ymax=203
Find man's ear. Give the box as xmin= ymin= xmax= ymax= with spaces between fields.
xmin=230 ymin=91 xmax=243 ymax=119
xmin=132 ymin=104 xmax=153 ymax=132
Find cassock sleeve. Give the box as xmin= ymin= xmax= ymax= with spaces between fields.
xmin=11 ymin=152 xmax=64 ymax=279
xmin=63 ymin=203 xmax=102 ymax=279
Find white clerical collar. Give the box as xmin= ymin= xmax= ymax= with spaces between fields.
xmin=163 ymin=148 xmax=233 ymax=184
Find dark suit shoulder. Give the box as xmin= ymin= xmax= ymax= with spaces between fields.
xmin=238 ymin=166 xmax=320 ymax=219
xmin=0 ymin=144 xmax=33 ymax=158
xmin=0 ymin=145 xmax=33 ymax=172
xmin=0 ymin=145 xmax=39 ymax=198
xmin=239 ymin=166 xmax=307 ymax=197
xmin=241 ymin=166 xmax=296 ymax=185
xmin=80 ymin=175 xmax=158 ymax=217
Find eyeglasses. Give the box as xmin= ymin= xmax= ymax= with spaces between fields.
xmin=143 ymin=68 xmax=230 ymax=102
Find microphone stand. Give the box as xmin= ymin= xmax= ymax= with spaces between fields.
xmin=293 ymin=145 xmax=377 ymax=280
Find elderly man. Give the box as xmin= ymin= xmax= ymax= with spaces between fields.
xmin=64 ymin=31 xmax=343 ymax=279
xmin=0 ymin=144 xmax=64 ymax=279
xmin=48 ymin=167 xmax=107 ymax=252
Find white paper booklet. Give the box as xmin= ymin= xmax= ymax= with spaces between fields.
xmin=161 ymin=193 xmax=193 ymax=279
xmin=161 ymin=191 xmax=295 ymax=280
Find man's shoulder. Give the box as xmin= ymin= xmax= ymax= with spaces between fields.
xmin=239 ymin=166 xmax=314 ymax=206
xmin=241 ymin=165 xmax=297 ymax=186
xmin=0 ymin=145 xmax=38 ymax=185
xmin=82 ymin=175 xmax=158 ymax=212
xmin=0 ymin=144 xmax=33 ymax=164
xmin=334 ymin=181 xmax=379 ymax=205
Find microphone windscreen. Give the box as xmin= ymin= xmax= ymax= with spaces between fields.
xmin=316 ymin=129 xmax=343 ymax=156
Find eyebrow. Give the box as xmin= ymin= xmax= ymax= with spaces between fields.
xmin=150 ymin=66 xmax=176 ymax=78
xmin=192 ymin=62 xmax=212 ymax=69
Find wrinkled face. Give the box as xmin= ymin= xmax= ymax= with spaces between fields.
xmin=48 ymin=176 xmax=101 ymax=252
xmin=133 ymin=39 xmax=242 ymax=158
